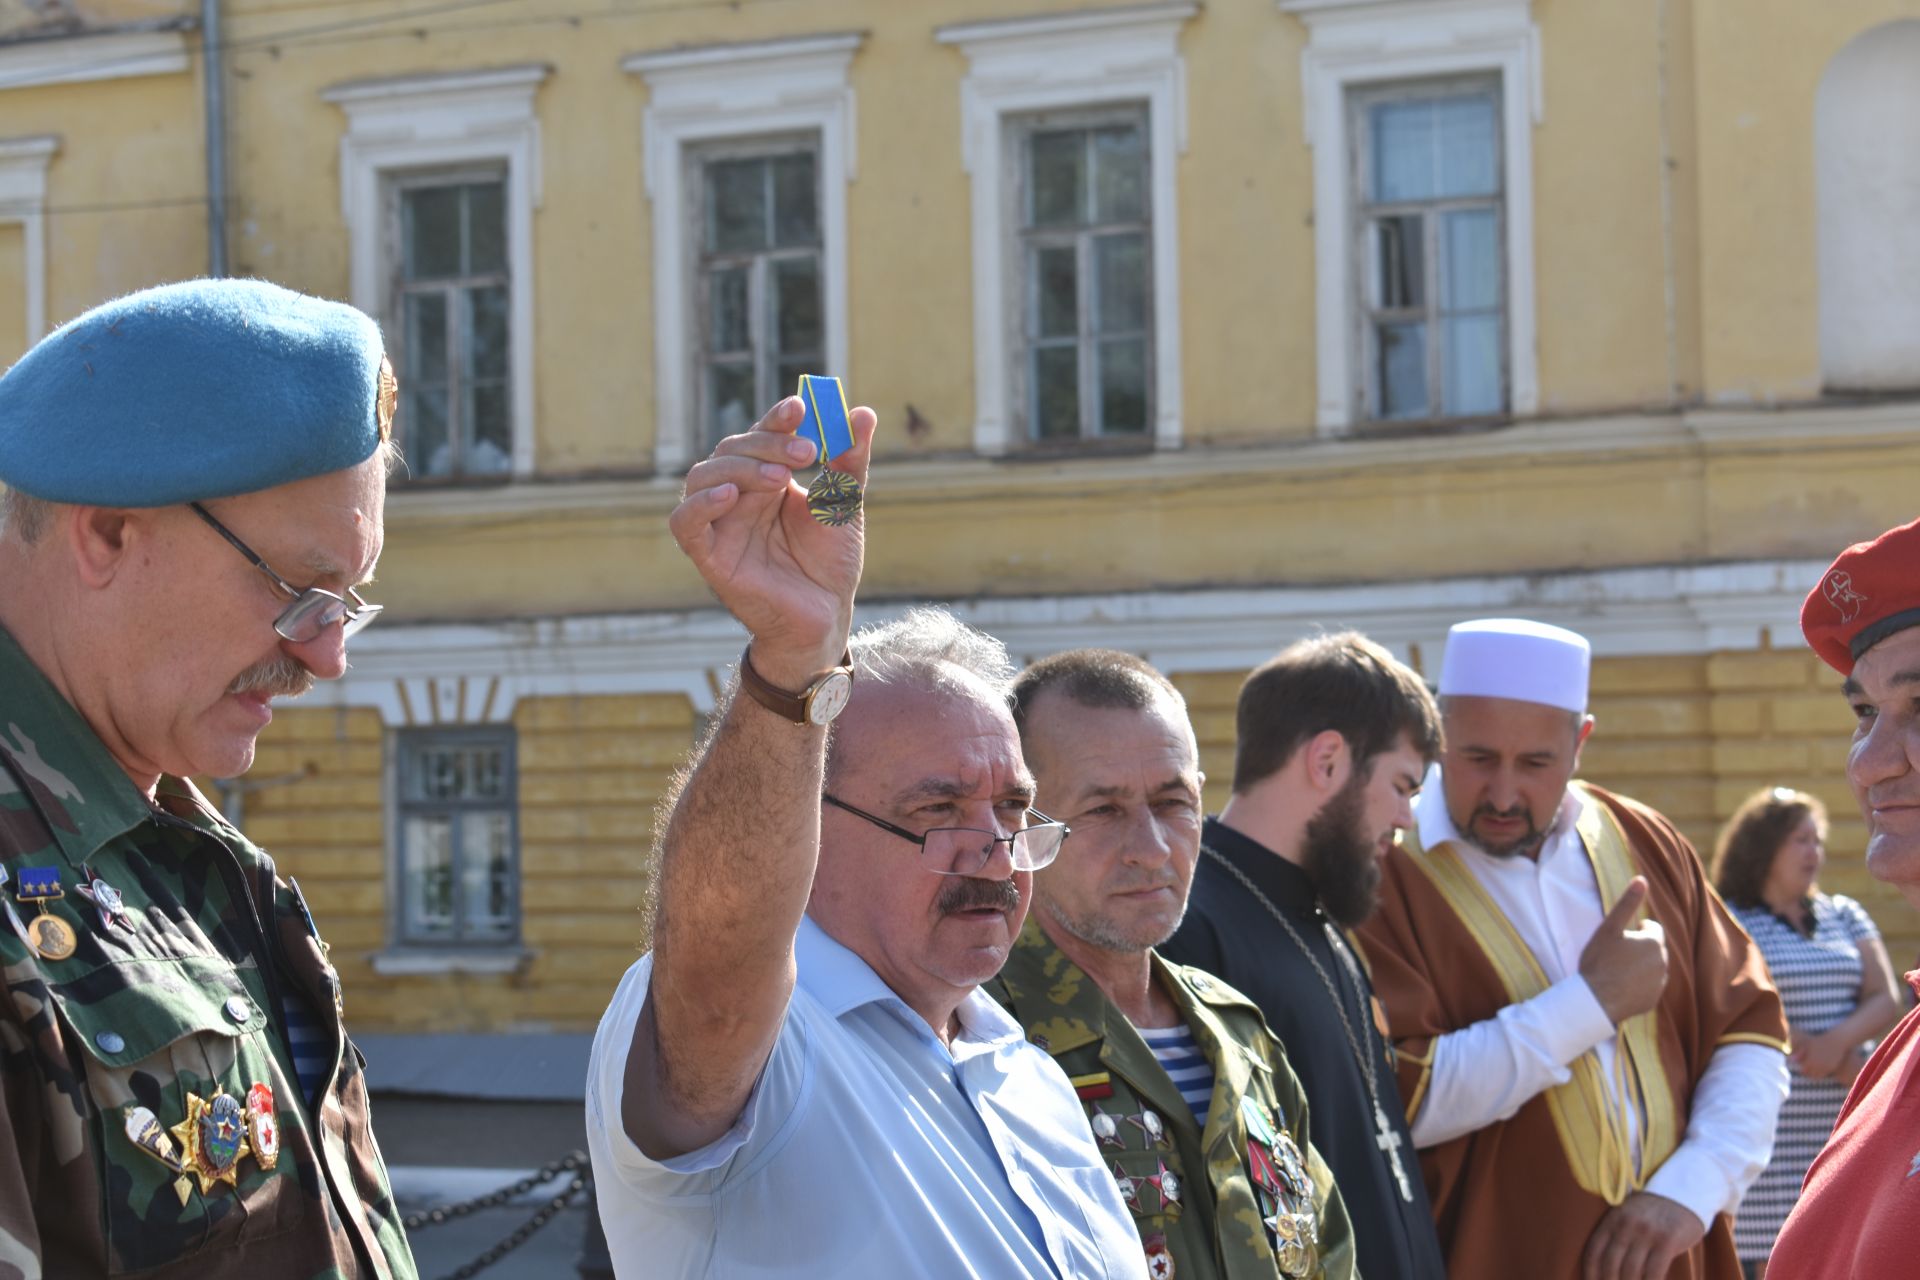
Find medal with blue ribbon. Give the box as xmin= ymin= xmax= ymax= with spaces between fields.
xmin=13 ymin=865 xmax=75 ymax=960
xmin=796 ymin=375 xmax=862 ymax=527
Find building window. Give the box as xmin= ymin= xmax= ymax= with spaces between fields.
xmin=1013 ymin=109 xmax=1152 ymax=442
xmin=396 ymin=728 xmax=519 ymax=947
xmin=691 ymin=136 xmax=825 ymax=449
xmin=390 ymin=171 xmax=513 ymax=479
xmin=1351 ymin=79 xmax=1504 ymax=422
xmin=322 ymin=64 xmax=547 ymax=479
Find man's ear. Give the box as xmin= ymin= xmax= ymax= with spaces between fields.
xmin=1301 ymin=728 xmax=1353 ymax=798
xmin=66 ymin=505 xmax=140 ymax=589
xmin=1572 ymin=713 xmax=1596 ymax=768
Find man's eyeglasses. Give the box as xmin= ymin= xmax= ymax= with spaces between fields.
xmin=822 ymin=792 xmax=1069 ymax=876
xmin=189 ymin=502 xmax=382 ymax=644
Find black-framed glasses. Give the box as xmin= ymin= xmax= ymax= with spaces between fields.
xmin=189 ymin=502 xmax=383 ymax=644
xmin=822 ymin=792 xmax=1069 ymax=876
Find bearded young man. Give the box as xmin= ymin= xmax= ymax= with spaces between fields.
xmin=987 ymin=649 xmax=1357 ymax=1280
xmin=1355 ymin=618 xmax=1789 ymax=1280
xmin=1163 ymin=632 xmax=1448 ymax=1280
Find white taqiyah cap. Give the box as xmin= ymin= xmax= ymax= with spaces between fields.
xmin=1438 ymin=618 xmax=1591 ymax=713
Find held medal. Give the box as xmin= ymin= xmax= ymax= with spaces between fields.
xmin=806 ymin=468 xmax=862 ymax=527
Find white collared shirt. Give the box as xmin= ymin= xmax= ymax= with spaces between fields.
xmin=1408 ymin=775 xmax=1787 ymax=1229
xmin=586 ymin=915 xmax=1146 ymax=1279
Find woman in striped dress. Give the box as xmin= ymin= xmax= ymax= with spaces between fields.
xmin=1712 ymin=786 xmax=1903 ymax=1280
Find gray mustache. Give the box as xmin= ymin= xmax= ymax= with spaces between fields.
xmin=228 ymin=657 xmax=315 ymax=700
xmin=936 ymin=876 xmax=1021 ymax=916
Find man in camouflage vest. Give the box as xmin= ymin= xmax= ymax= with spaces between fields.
xmin=987 ymin=649 xmax=1357 ymax=1280
xmin=0 ymin=280 xmax=416 ymax=1278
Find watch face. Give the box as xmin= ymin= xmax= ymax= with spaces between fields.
xmin=807 ymin=671 xmax=853 ymax=726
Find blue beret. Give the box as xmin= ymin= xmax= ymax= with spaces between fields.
xmin=0 ymin=278 xmax=392 ymax=506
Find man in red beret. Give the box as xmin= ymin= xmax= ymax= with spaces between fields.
xmin=1768 ymin=515 xmax=1920 ymax=1278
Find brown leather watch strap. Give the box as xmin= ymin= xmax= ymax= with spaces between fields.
xmin=737 ymin=644 xmax=853 ymax=724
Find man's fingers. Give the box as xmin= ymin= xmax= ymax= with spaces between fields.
xmin=1598 ymin=877 xmax=1650 ymax=934
xmin=710 ymin=424 xmax=819 ymax=469
xmin=666 ymin=481 xmax=739 ymax=559
xmin=683 ymin=455 xmax=802 ymax=502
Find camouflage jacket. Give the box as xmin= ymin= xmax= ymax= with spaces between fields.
xmin=0 ymin=627 xmax=415 ymax=1280
xmin=986 ymin=918 xmax=1357 ymax=1280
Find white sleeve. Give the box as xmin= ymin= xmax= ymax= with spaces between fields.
xmin=1410 ymin=974 xmax=1617 ymax=1148
xmin=582 ymin=953 xmax=807 ymax=1200
xmin=1642 ymin=1042 xmax=1790 ymax=1229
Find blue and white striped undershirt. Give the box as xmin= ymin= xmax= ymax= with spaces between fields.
xmin=281 ymin=993 xmax=332 ymax=1108
xmin=1139 ymin=1023 xmax=1215 ymax=1130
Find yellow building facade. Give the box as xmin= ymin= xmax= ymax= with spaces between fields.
xmin=7 ymin=0 xmax=1919 ymax=1040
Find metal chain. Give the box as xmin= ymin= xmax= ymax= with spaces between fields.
xmin=1199 ymin=846 xmax=1382 ymax=1104
xmin=403 ymin=1151 xmax=590 ymax=1280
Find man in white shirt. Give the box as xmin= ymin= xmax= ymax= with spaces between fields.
xmin=1355 ymin=618 xmax=1790 ymax=1280
xmin=583 ymin=397 xmax=1143 ymax=1278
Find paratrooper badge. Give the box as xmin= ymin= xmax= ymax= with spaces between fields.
xmin=170 ymin=1088 xmax=251 ymax=1194
xmin=123 ymin=1106 xmax=195 ymax=1206
xmin=246 ymin=1082 xmax=280 ymax=1171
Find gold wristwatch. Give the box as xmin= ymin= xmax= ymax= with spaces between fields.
xmin=737 ymin=644 xmax=854 ymax=726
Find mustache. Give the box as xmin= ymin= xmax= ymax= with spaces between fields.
xmin=1472 ymin=804 xmax=1530 ymax=823
xmin=935 ymin=875 xmax=1022 ymax=916
xmin=228 ymin=656 xmax=315 ymax=700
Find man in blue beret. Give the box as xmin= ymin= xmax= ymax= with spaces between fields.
xmin=0 ymin=278 xmax=417 ymax=1279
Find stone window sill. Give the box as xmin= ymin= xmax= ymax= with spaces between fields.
xmin=368 ymin=948 xmax=534 ymax=977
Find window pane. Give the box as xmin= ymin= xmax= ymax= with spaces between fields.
xmin=466 ymin=181 xmax=506 ymax=275
xmin=1035 ymin=245 xmax=1078 ymax=339
xmin=1442 ymin=209 xmax=1500 ymax=311
xmin=1095 ymin=233 xmax=1148 ymax=334
xmin=1370 ymin=101 xmax=1433 ymax=203
xmin=405 ymin=292 xmax=449 ymax=385
xmin=1028 ymin=129 xmax=1086 ymax=228
xmin=1374 ymin=215 xmax=1425 ymax=309
xmin=468 ymin=383 xmax=512 ymax=475
xmin=402 ymin=815 xmax=454 ymax=938
xmin=708 ymin=361 xmax=756 ymax=445
xmin=771 ymin=152 xmax=819 ymax=247
xmin=773 ymin=255 xmax=822 ymax=355
xmin=707 ymin=158 xmax=768 ymax=253
xmin=1376 ymin=321 xmax=1428 ymax=419
xmin=776 ymin=361 xmax=814 ymax=398
xmin=1091 ymin=124 xmax=1146 ymax=223
xmin=1032 ymin=345 xmax=1081 ymax=439
xmin=1443 ymin=314 xmax=1503 ymax=417
xmin=412 ymin=745 xmax=466 ymax=800
xmin=404 ymin=186 xmax=462 ymax=280
xmin=708 ymin=265 xmax=749 ymax=354
xmin=406 ymin=386 xmax=451 ymax=478
xmin=1098 ymin=337 xmax=1149 ymax=435
xmin=458 ymin=811 xmax=516 ymax=941
xmin=468 ymin=285 xmax=510 ymax=380
xmin=1435 ymin=93 xmax=1499 ymax=198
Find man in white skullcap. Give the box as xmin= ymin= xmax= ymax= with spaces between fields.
xmin=1353 ymin=619 xmax=1789 ymax=1280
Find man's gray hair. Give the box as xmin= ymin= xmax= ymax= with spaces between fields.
xmin=0 ymin=487 xmax=53 ymax=544
xmin=848 ymin=605 xmax=1018 ymax=695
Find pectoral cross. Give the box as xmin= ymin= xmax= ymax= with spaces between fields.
xmin=1374 ymin=1103 xmax=1414 ymax=1202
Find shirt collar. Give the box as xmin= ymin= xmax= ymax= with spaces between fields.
xmin=1413 ymin=766 xmax=1585 ymax=861
xmin=1201 ymin=815 xmax=1319 ymax=912
xmin=795 ymin=913 xmax=1025 ymax=1048
xmin=0 ymin=625 xmax=155 ymax=867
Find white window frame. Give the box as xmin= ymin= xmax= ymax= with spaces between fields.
xmin=625 ymin=35 xmax=860 ymax=476
xmin=1284 ymin=0 xmax=1540 ymax=434
xmin=391 ymin=725 xmax=522 ymax=951
xmin=939 ymin=3 xmax=1193 ymax=456
xmin=0 ymin=135 xmax=58 ymax=347
xmin=322 ymin=64 xmax=548 ymax=478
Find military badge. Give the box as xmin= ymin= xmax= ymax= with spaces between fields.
xmin=124 ymin=1106 xmax=195 ymax=1206
xmin=246 ymin=1082 xmax=280 ymax=1170
xmin=1090 ymin=1107 xmax=1125 ymax=1148
xmin=13 ymin=865 xmax=76 ymax=960
xmin=170 ymin=1089 xmax=251 ymax=1194
xmin=1151 ymin=1158 xmax=1181 ymax=1206
xmin=76 ymin=866 xmax=130 ymax=931
xmin=795 ymin=374 xmax=863 ymax=528
xmin=1128 ymin=1108 xmax=1167 ymax=1147
xmin=1111 ymin=1161 xmax=1143 ymax=1211
xmin=1143 ymin=1234 xmax=1177 ymax=1279
xmin=376 ymin=355 xmax=399 ymax=443
xmin=806 ymin=468 xmax=862 ymax=527
xmin=1070 ymin=1070 xmax=1114 ymax=1101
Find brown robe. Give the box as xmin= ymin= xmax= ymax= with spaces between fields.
xmin=1353 ymin=783 xmax=1788 ymax=1280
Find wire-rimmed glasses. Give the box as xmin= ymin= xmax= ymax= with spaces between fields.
xmin=189 ymin=502 xmax=383 ymax=643
xmin=821 ymin=792 xmax=1069 ymax=876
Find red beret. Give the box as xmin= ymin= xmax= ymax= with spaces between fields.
xmin=1801 ymin=516 xmax=1920 ymax=674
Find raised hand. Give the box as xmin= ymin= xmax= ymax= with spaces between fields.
xmin=1578 ymin=877 xmax=1669 ymax=1024
xmin=669 ymin=396 xmax=878 ymax=679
